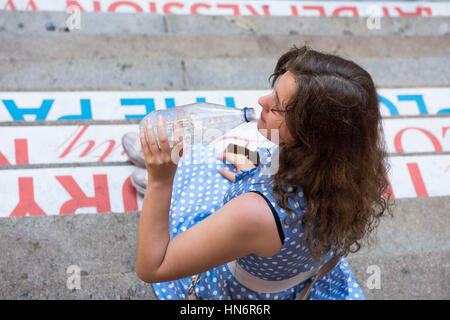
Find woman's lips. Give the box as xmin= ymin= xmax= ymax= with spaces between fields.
xmin=260 ymin=112 xmax=264 ymax=122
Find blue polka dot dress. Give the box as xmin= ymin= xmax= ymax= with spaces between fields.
xmin=152 ymin=144 xmax=366 ymax=300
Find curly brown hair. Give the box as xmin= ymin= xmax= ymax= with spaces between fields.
xmin=270 ymin=45 xmax=395 ymax=261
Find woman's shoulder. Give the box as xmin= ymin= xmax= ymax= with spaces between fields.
xmin=226 ymin=192 xmax=274 ymax=221
xmin=228 ymin=192 xmax=284 ymax=257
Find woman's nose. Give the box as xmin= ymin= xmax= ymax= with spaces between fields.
xmin=258 ymin=94 xmax=270 ymax=110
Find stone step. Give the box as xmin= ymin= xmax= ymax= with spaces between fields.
xmin=0 ymin=271 xmax=158 ymax=300
xmin=3 ymin=33 xmax=449 ymax=61
xmin=1 ymin=10 xmax=449 ymax=90
xmin=1 ymin=31 xmax=449 ymax=89
xmin=347 ymin=194 xmax=450 ymax=299
xmin=348 ymin=250 xmax=449 ymax=299
xmin=1 ymin=54 xmax=449 ymax=90
xmin=0 ymin=194 xmax=448 ymax=299
xmin=1 ymin=10 xmax=449 ymax=36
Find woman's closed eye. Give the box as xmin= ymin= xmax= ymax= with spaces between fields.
xmin=270 ymin=108 xmax=287 ymax=114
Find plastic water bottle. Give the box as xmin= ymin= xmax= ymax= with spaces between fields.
xmin=138 ymin=102 xmax=257 ymax=148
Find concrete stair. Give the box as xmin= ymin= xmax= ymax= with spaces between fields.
xmin=0 ymin=7 xmax=449 ymax=299
xmin=1 ymin=11 xmax=449 ymax=90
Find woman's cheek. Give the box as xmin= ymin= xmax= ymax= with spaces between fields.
xmin=280 ymin=123 xmax=294 ymax=143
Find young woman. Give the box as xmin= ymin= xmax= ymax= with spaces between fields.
xmin=135 ymin=45 xmax=395 ymax=300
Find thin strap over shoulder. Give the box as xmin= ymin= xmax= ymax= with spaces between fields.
xmin=295 ymin=255 xmax=342 ymax=300
xmin=247 ymin=190 xmax=285 ymax=245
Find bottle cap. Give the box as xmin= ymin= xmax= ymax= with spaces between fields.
xmin=243 ymin=107 xmax=256 ymax=122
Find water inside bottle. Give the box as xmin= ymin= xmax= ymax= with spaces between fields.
xmin=136 ymin=106 xmax=257 ymax=151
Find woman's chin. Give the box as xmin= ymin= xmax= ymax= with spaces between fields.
xmin=257 ymin=118 xmax=265 ymax=130
xmin=257 ymin=122 xmax=270 ymax=140
xmin=257 ymin=120 xmax=265 ymax=135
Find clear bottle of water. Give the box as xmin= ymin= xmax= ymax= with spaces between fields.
xmin=138 ymin=102 xmax=257 ymax=148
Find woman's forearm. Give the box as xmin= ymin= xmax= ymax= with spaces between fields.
xmin=136 ymin=182 xmax=173 ymax=281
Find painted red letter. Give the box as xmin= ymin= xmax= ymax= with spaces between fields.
xmin=303 ymin=6 xmax=325 ymax=16
xmin=123 ymin=176 xmax=138 ymax=211
xmin=10 ymin=177 xmax=46 ymax=216
xmin=57 ymin=175 xmax=111 ymax=214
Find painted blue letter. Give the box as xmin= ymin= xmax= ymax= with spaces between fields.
xmin=2 ymin=99 xmax=54 ymax=121
xmin=377 ymin=95 xmax=399 ymax=116
xmin=397 ymin=95 xmax=428 ymax=115
xmin=58 ymin=99 xmax=93 ymax=120
xmin=121 ymin=98 xmax=156 ymax=119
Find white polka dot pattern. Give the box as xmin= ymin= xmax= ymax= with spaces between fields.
xmin=153 ymin=145 xmax=365 ymax=300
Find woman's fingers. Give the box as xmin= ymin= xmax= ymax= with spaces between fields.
xmin=171 ymin=121 xmax=186 ymax=162
xmin=217 ymin=152 xmax=253 ymax=170
xmin=139 ymin=126 xmax=150 ymax=163
xmin=172 ymin=120 xmax=184 ymax=144
xmin=173 ymin=121 xmax=187 ymax=150
xmin=145 ymin=118 xmax=162 ymax=163
xmin=217 ymin=151 xmax=256 ymax=183
xmin=217 ymin=152 xmax=240 ymax=167
xmin=155 ymin=116 xmax=171 ymax=162
xmin=218 ymin=168 xmax=236 ymax=183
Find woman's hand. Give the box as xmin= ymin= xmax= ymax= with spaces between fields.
xmin=139 ymin=116 xmax=184 ymax=187
xmin=217 ymin=152 xmax=256 ymax=183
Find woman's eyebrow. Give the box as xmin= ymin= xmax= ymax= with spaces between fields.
xmin=275 ymin=89 xmax=281 ymax=107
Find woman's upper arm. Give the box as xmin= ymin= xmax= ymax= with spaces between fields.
xmin=146 ymin=192 xmax=282 ymax=283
